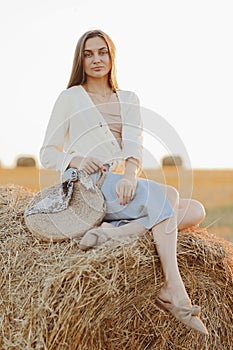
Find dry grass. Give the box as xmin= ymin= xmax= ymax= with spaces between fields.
xmin=0 ymin=184 xmax=233 ymax=349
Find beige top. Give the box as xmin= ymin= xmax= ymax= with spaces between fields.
xmin=88 ymin=92 xmax=122 ymax=148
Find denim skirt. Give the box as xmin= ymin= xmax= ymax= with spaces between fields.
xmin=91 ymin=169 xmax=174 ymax=230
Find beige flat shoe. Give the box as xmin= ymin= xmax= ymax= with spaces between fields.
xmin=79 ymin=228 xmax=110 ymax=251
xmin=155 ymin=297 xmax=208 ymax=335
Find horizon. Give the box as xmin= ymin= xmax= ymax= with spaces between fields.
xmin=1 ymin=154 xmax=233 ymax=170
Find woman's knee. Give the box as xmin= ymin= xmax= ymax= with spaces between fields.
xmin=162 ymin=185 xmax=179 ymax=207
xmin=191 ymin=200 xmax=206 ymax=223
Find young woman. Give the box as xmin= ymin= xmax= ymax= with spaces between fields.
xmin=40 ymin=29 xmax=208 ymax=335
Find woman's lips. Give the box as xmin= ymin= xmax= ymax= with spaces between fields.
xmin=92 ymin=67 xmax=103 ymax=70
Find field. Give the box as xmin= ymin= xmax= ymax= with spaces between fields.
xmin=1 ymin=166 xmax=233 ymax=242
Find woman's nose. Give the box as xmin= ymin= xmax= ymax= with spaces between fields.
xmin=93 ymin=53 xmax=101 ymax=62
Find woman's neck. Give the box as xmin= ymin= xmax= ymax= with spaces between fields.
xmin=83 ymin=79 xmax=112 ymax=97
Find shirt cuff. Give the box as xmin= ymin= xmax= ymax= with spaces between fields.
xmin=56 ymin=153 xmax=74 ymax=173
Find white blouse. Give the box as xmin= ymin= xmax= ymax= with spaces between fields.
xmin=40 ymin=85 xmax=143 ymax=173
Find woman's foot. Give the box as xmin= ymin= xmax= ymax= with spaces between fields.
xmin=79 ymin=222 xmax=115 ymax=251
xmin=79 ymin=222 xmax=146 ymax=251
xmin=155 ymin=297 xmax=208 ymax=334
xmin=79 ymin=228 xmax=108 ymax=251
xmin=156 ymin=283 xmax=208 ymax=335
xmin=157 ymin=280 xmax=191 ymax=305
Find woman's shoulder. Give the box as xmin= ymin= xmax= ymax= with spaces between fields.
xmin=55 ymin=85 xmax=85 ymax=103
xmin=52 ymin=86 xmax=84 ymax=109
xmin=116 ymin=89 xmax=140 ymax=103
xmin=64 ymin=85 xmax=83 ymax=95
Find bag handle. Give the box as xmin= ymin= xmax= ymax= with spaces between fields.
xmin=62 ymin=167 xmax=106 ymax=189
xmin=96 ymin=168 xmax=106 ymax=189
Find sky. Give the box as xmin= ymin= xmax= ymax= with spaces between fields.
xmin=1 ymin=0 xmax=232 ymax=169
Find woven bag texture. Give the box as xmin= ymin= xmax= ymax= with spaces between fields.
xmin=24 ymin=171 xmax=106 ymax=242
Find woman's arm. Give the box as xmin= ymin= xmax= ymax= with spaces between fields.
xmin=116 ymin=91 xmax=143 ymax=205
xmin=121 ymin=92 xmax=143 ymax=166
xmin=39 ymin=90 xmax=74 ymax=173
xmin=116 ymin=157 xmax=139 ymax=205
xmin=68 ymin=155 xmax=104 ymax=174
xmin=123 ymin=157 xmax=141 ymax=179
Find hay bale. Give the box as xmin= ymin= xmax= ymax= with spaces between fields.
xmin=162 ymin=155 xmax=183 ymax=167
xmin=16 ymin=156 xmax=36 ymax=167
xmin=0 ymin=184 xmax=233 ymax=350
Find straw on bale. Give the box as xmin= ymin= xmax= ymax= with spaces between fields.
xmin=0 ymin=184 xmax=233 ymax=350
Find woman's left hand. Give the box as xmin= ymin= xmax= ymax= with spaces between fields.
xmin=116 ymin=177 xmax=137 ymax=205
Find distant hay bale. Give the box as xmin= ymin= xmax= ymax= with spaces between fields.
xmin=16 ymin=156 xmax=36 ymax=167
xmin=0 ymin=184 xmax=233 ymax=350
xmin=162 ymin=155 xmax=183 ymax=167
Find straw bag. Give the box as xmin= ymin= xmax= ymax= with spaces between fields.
xmin=24 ymin=168 xmax=106 ymax=242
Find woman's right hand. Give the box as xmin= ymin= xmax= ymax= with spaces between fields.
xmin=69 ymin=156 xmax=104 ymax=174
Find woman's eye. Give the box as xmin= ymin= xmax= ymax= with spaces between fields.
xmin=100 ymin=50 xmax=109 ymax=55
xmin=84 ymin=52 xmax=92 ymax=58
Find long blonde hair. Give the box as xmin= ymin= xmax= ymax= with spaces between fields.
xmin=67 ymin=29 xmax=119 ymax=91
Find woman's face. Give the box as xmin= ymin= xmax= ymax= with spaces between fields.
xmin=83 ymin=36 xmax=111 ymax=80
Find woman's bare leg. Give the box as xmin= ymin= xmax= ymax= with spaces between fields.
xmin=100 ymin=221 xmax=147 ymax=236
xmin=150 ymin=185 xmax=208 ymax=333
xmin=151 ymin=185 xmax=190 ymax=304
xmin=177 ymin=198 xmax=206 ymax=231
xmin=79 ymin=221 xmax=147 ymax=248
